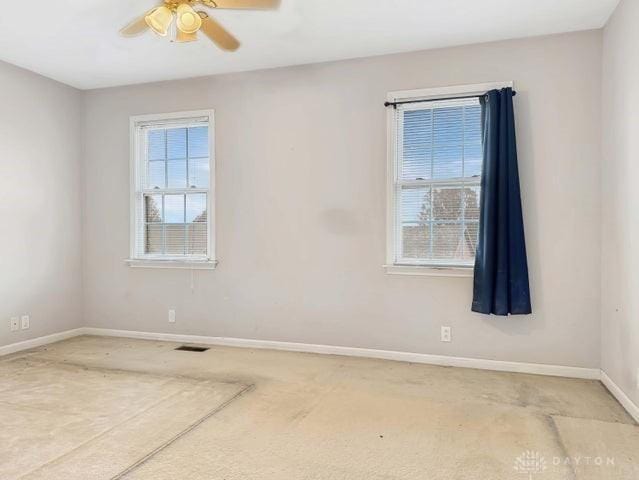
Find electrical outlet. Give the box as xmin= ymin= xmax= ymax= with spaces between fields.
xmin=168 ymin=309 xmax=176 ymax=323
xmin=21 ymin=315 xmax=30 ymax=330
xmin=441 ymin=326 xmax=452 ymax=343
xmin=10 ymin=317 xmax=19 ymax=332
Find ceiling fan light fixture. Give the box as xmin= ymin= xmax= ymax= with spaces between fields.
xmin=122 ymin=0 xmax=281 ymax=50
xmin=176 ymin=3 xmax=202 ymax=34
xmin=174 ymin=28 xmax=198 ymax=43
xmin=145 ymin=6 xmax=174 ymax=37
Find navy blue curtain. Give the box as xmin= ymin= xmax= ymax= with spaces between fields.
xmin=472 ymin=88 xmax=531 ymax=316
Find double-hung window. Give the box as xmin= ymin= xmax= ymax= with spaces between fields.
xmin=386 ymin=85 xmax=503 ymax=273
xmin=129 ymin=110 xmax=215 ymax=268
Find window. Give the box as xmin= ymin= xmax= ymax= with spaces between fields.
xmin=129 ymin=110 xmax=215 ymax=268
xmin=386 ymin=85 xmax=506 ymax=273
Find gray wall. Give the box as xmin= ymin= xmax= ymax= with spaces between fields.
xmin=601 ymin=0 xmax=639 ymax=405
xmin=82 ymin=31 xmax=603 ymax=368
xmin=0 ymin=61 xmax=83 ymax=347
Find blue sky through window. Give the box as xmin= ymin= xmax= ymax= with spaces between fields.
xmin=146 ymin=126 xmax=209 ymax=226
xmin=400 ymin=102 xmax=482 ymax=224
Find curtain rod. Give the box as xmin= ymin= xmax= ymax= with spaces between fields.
xmin=384 ymin=91 xmax=517 ymax=109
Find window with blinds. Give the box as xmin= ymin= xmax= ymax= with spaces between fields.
xmin=130 ymin=111 xmax=214 ymax=264
xmin=390 ymin=96 xmax=482 ymax=268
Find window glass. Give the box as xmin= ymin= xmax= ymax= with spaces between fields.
xmin=133 ymin=116 xmax=212 ymax=260
xmin=393 ymin=98 xmax=482 ymax=266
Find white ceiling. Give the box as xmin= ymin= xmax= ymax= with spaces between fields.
xmin=0 ymin=0 xmax=619 ymax=90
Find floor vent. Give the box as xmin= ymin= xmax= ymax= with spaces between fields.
xmin=175 ymin=345 xmax=210 ymax=352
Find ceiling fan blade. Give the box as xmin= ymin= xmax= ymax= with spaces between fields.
xmin=198 ymin=12 xmax=240 ymax=51
xmin=120 ymin=12 xmax=152 ymax=37
xmin=199 ymin=0 xmax=280 ymax=10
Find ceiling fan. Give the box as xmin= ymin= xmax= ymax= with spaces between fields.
xmin=120 ymin=0 xmax=280 ymax=51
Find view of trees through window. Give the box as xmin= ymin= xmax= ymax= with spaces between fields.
xmin=401 ymin=185 xmax=480 ymax=262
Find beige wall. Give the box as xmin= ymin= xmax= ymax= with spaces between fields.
xmin=601 ymin=0 xmax=639 ymax=405
xmin=81 ymin=31 xmax=603 ymax=368
xmin=0 ymin=61 xmax=83 ymax=347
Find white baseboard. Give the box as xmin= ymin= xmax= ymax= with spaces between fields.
xmin=601 ymin=371 xmax=639 ymax=423
xmin=0 ymin=328 xmax=85 ymax=357
xmin=9 ymin=327 xmax=639 ymax=419
xmin=81 ymin=327 xmax=600 ymax=380
xmin=0 ymin=327 xmax=601 ymax=380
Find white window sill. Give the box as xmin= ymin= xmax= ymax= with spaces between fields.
xmin=126 ymin=259 xmax=218 ymax=270
xmin=383 ymin=264 xmax=473 ymax=277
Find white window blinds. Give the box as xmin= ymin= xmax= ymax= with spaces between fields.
xmin=391 ymin=97 xmax=482 ymax=267
xmin=131 ymin=113 xmax=213 ymax=262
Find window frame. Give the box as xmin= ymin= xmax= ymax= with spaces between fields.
xmin=127 ymin=109 xmax=216 ymax=269
xmin=385 ymin=82 xmax=512 ymax=277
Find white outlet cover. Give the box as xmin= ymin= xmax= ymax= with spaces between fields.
xmin=21 ymin=315 xmax=30 ymax=330
xmin=441 ymin=326 xmax=452 ymax=343
xmin=10 ymin=317 xmax=19 ymax=332
xmin=168 ymin=310 xmax=176 ymax=323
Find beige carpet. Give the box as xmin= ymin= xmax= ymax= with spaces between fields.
xmin=0 ymin=355 xmax=248 ymax=479
xmin=1 ymin=335 xmax=637 ymax=479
